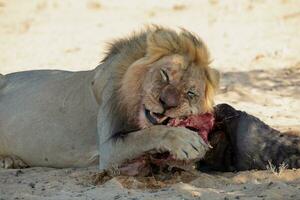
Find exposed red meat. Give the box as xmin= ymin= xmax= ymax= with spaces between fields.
xmin=167 ymin=113 xmax=215 ymax=143
xmin=119 ymin=156 xmax=150 ymax=176
xmin=119 ymin=113 xmax=215 ymax=176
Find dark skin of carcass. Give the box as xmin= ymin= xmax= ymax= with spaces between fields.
xmin=118 ymin=104 xmax=300 ymax=176
xmin=200 ymin=103 xmax=300 ymax=172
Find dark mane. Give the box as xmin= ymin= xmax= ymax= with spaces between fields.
xmin=100 ymin=31 xmax=148 ymax=63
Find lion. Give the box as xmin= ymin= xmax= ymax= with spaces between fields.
xmin=0 ymin=26 xmax=220 ymax=169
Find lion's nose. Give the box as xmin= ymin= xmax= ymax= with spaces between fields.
xmin=159 ymin=85 xmax=180 ymax=110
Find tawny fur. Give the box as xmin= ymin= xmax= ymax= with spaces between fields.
xmin=100 ymin=26 xmax=219 ymax=123
xmin=0 ymin=25 xmax=219 ymax=169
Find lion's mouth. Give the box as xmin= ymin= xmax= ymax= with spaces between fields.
xmin=144 ymin=106 xmax=214 ymax=145
xmin=144 ymin=108 xmax=171 ymax=125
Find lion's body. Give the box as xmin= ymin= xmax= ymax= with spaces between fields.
xmin=0 ymin=26 xmax=218 ymax=169
xmin=0 ymin=70 xmax=99 ymax=167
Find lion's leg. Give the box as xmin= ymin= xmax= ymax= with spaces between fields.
xmin=0 ymin=155 xmax=28 ymax=169
xmin=99 ymin=125 xmax=209 ymax=171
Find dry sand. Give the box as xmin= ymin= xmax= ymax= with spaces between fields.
xmin=0 ymin=0 xmax=300 ymax=199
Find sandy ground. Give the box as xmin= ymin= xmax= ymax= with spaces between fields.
xmin=0 ymin=0 xmax=300 ymax=199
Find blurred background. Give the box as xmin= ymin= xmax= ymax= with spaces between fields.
xmin=0 ymin=0 xmax=299 ymax=128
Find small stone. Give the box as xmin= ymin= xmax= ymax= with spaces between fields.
xmin=15 ymin=170 xmax=24 ymax=177
xmin=268 ymin=181 xmax=273 ymax=186
xmin=114 ymin=195 xmax=121 ymax=200
xmin=28 ymin=182 xmax=35 ymax=189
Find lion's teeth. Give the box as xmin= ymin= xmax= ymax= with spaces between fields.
xmin=150 ymin=112 xmax=168 ymax=124
xmin=150 ymin=112 xmax=156 ymax=118
xmin=157 ymin=116 xmax=168 ymax=124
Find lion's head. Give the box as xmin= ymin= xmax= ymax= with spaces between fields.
xmin=100 ymin=26 xmax=219 ymax=129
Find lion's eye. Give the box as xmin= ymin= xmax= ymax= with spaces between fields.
xmin=187 ymin=91 xmax=196 ymax=99
xmin=160 ymin=69 xmax=169 ymax=83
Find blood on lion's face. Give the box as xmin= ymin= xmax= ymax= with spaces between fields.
xmin=138 ymin=54 xmax=218 ymax=128
xmin=118 ymin=27 xmax=219 ymax=129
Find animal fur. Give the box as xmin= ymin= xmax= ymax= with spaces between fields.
xmin=2 ymin=26 xmax=296 ymax=173
xmin=0 ymin=26 xmax=216 ymax=169
xmin=200 ymin=104 xmax=300 ymax=171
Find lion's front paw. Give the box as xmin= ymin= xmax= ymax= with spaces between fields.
xmin=157 ymin=127 xmax=209 ymax=161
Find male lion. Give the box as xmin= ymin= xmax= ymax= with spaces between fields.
xmin=0 ymin=26 xmax=219 ymax=169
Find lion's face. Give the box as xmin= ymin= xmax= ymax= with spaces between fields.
xmin=116 ymin=27 xmax=219 ymax=129
xmin=138 ymin=54 xmax=217 ymax=128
